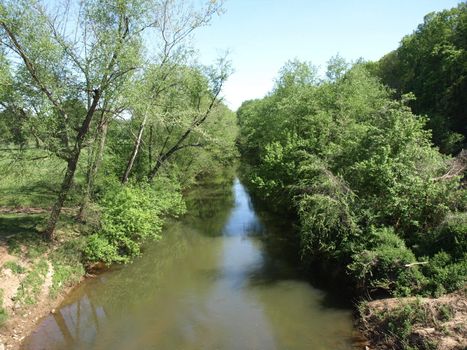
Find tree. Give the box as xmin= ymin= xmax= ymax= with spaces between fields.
xmin=238 ymin=59 xmax=466 ymax=296
xmin=120 ymin=0 xmax=223 ymax=184
xmin=0 ymin=0 xmax=223 ymax=239
xmin=372 ymin=3 xmax=467 ymax=154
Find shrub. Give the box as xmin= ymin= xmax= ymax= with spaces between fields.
xmin=421 ymin=251 xmax=467 ymax=296
xmin=368 ymin=299 xmax=438 ymax=350
xmin=83 ymin=234 xmax=125 ymax=264
xmin=348 ymin=227 xmax=426 ymax=296
xmin=84 ymin=177 xmax=186 ymax=264
xmin=295 ymin=156 xmax=359 ymax=260
xmin=424 ymin=213 xmax=467 ymax=260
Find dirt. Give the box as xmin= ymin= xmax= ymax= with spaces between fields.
xmin=359 ymin=289 xmax=467 ymax=350
xmin=0 ymin=207 xmax=76 ymax=215
xmin=0 ymin=244 xmax=83 ymax=350
xmin=0 ymin=248 xmax=23 ymax=311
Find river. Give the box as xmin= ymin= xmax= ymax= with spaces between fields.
xmin=22 ymin=177 xmax=355 ymax=350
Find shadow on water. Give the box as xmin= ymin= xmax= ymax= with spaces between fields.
xmin=22 ymin=174 xmax=356 ymax=350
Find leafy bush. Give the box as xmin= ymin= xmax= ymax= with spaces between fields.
xmin=295 ymin=156 xmax=359 ymax=260
xmin=368 ymin=299 xmax=438 ymax=350
xmin=84 ymin=177 xmax=186 ymax=264
xmin=424 ymin=213 xmax=467 ymax=260
xmin=238 ymin=58 xmax=466 ymax=298
xmin=84 ymin=234 xmax=122 ymax=264
xmin=420 ymin=252 xmax=467 ymax=297
xmin=348 ymin=227 xmax=426 ymax=296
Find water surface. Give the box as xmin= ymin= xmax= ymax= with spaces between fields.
xmin=23 ymin=177 xmax=354 ymax=350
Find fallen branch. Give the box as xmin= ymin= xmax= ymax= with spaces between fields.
xmin=404 ymin=261 xmax=428 ymax=268
xmin=433 ymin=149 xmax=467 ymax=181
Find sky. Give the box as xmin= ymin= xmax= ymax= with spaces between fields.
xmin=192 ymin=0 xmax=462 ymax=110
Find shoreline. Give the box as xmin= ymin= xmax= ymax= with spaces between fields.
xmin=0 ymin=213 xmax=88 ymax=350
xmin=0 ymin=278 xmax=84 ymax=350
xmin=0 ymin=209 xmax=465 ymax=350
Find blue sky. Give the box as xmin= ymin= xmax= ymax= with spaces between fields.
xmin=192 ymin=0 xmax=462 ymax=110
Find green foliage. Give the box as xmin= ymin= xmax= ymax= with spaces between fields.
xmin=296 ymin=156 xmax=359 ymax=259
xmin=424 ymin=213 xmax=467 ymax=260
xmin=0 ymin=149 xmax=85 ymax=208
xmin=373 ymin=300 xmax=438 ymax=350
xmin=372 ymin=3 xmax=467 ymax=153
xmin=363 ymin=298 xmax=459 ymax=350
xmin=0 ymin=288 xmax=7 ymax=326
xmin=49 ymin=238 xmax=86 ymax=298
xmin=15 ymin=259 xmax=48 ymax=305
xmin=84 ymin=177 xmax=186 ymax=264
xmin=238 ymin=57 xmax=467 ymax=298
xmin=348 ymin=227 xmax=426 ymax=296
xmin=84 ymin=233 xmax=122 ymax=264
xmin=2 ymin=261 xmax=26 ymax=274
xmin=420 ymin=252 xmax=467 ymax=297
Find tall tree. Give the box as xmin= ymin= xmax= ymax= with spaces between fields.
xmin=372 ymin=3 xmax=467 ymax=153
xmin=120 ymin=0 xmax=223 ymax=183
xmin=0 ymin=0 xmax=149 ymax=239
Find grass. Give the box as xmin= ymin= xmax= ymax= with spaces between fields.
xmin=0 ymin=214 xmax=87 ymax=307
xmin=0 ymin=288 xmax=7 ymax=326
xmin=0 ymin=147 xmax=87 ymax=208
xmin=49 ymin=238 xmax=86 ymax=298
xmin=0 ymin=213 xmax=48 ymax=258
xmin=0 ymin=212 xmax=88 ymax=300
xmin=0 ymin=147 xmax=89 ymax=324
xmin=361 ymin=297 xmax=461 ymax=350
xmin=0 ymin=148 xmax=65 ymax=208
xmin=2 ymin=261 xmax=27 ymax=274
xmin=15 ymin=259 xmax=49 ymax=306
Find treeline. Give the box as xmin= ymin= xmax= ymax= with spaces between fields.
xmin=0 ymin=0 xmax=237 ymax=263
xmin=238 ymin=56 xmax=466 ymax=297
xmin=367 ymin=2 xmax=466 ymax=154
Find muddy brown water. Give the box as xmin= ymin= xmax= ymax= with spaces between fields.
xmin=23 ymin=177 xmax=355 ymax=350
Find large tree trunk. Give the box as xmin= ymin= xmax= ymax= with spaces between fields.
xmin=121 ymin=114 xmax=148 ymax=184
xmin=44 ymin=90 xmax=101 ymax=240
xmin=45 ymin=156 xmax=80 ymax=240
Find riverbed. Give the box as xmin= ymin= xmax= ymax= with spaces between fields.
xmin=22 ymin=177 xmax=355 ymax=350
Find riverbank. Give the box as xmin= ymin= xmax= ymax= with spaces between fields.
xmin=1 ymin=188 xmax=465 ymax=350
xmin=0 ymin=212 xmax=87 ymax=350
xmin=359 ymin=289 xmax=467 ymax=350
xmin=18 ymin=178 xmax=356 ymax=350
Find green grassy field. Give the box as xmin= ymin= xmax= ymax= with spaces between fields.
xmin=0 ymin=147 xmax=87 ymax=208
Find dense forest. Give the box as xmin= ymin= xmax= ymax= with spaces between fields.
xmin=0 ymin=1 xmax=466 ymax=349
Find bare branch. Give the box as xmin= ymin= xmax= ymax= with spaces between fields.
xmin=432 ymin=149 xmax=467 ymax=181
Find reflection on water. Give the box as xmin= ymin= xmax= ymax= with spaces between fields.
xmin=23 ymin=177 xmax=355 ymax=350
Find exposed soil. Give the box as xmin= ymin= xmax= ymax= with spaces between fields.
xmin=359 ymin=289 xmax=467 ymax=350
xmin=0 ymin=244 xmax=83 ymax=350
xmin=0 ymin=207 xmax=76 ymax=215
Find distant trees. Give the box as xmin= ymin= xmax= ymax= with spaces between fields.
xmin=368 ymin=2 xmax=466 ymax=154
